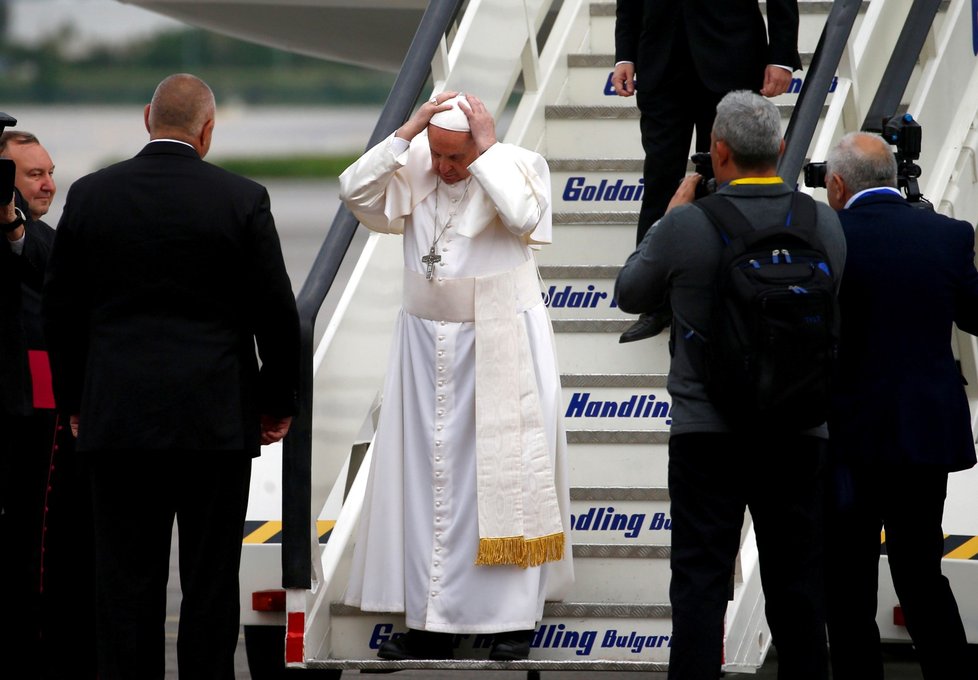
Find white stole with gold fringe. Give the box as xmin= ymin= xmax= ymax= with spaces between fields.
xmin=403 ymin=259 xmax=565 ymax=568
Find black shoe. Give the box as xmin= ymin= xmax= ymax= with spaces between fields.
xmin=489 ymin=629 xmax=534 ymax=661
xmin=377 ymin=629 xmax=454 ymax=660
xmin=619 ymin=311 xmax=672 ymax=343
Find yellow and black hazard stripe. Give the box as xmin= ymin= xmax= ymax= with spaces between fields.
xmin=242 ymin=520 xmax=336 ymax=545
xmin=880 ymin=532 xmax=978 ymax=560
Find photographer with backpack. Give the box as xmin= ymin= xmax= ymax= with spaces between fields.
xmin=822 ymin=132 xmax=977 ymax=680
xmin=615 ymin=90 xmax=846 ymax=680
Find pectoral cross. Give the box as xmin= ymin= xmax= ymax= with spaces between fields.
xmin=422 ymin=247 xmax=442 ymax=280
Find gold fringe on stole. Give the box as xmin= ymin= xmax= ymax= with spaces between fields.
xmin=475 ymin=532 xmax=565 ymax=569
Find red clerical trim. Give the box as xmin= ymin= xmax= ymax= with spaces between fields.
xmin=28 ymin=350 xmax=55 ymax=409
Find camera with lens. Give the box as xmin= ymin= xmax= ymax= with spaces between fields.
xmin=883 ymin=113 xmax=922 ymax=161
xmin=883 ymin=113 xmax=925 ymax=205
xmin=804 ymin=160 xmax=828 ymax=189
xmin=803 ymin=112 xmax=929 ymax=207
xmin=690 ymin=151 xmax=716 ymax=199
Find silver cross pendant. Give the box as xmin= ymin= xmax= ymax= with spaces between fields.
xmin=422 ymin=247 xmax=442 ymax=280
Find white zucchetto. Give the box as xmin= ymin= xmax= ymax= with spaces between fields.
xmin=429 ymin=94 xmax=471 ymax=132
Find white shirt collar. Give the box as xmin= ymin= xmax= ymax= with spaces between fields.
xmin=845 ymin=186 xmax=902 ymax=209
xmin=149 ymin=138 xmax=196 ymax=151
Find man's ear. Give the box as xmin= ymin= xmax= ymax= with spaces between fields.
xmin=826 ymin=172 xmax=847 ymax=210
xmin=143 ymin=104 xmax=152 ymax=135
xmin=713 ymin=139 xmax=731 ymax=168
xmin=198 ymin=118 xmax=215 ymax=158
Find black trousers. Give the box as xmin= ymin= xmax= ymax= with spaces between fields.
xmin=40 ymin=414 xmax=97 ymax=680
xmin=635 ymin=31 xmax=724 ymax=244
xmin=89 ymin=449 xmax=251 ymax=680
xmin=0 ymin=412 xmax=52 ymax=664
xmin=825 ymin=462 xmax=971 ymax=680
xmin=667 ymin=432 xmax=828 ymax=680
xmin=0 ymin=410 xmax=96 ymax=679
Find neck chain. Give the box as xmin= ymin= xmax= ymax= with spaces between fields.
xmin=422 ymin=177 xmax=472 ymax=280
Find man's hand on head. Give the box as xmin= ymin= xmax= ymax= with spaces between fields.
xmin=397 ymin=91 xmax=458 ymax=142
xmin=459 ymin=94 xmax=497 ymax=154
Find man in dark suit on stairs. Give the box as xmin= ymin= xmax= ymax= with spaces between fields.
xmin=43 ymin=73 xmax=300 ymax=680
xmin=823 ymin=131 xmax=977 ymax=680
xmin=613 ymin=0 xmax=802 ymax=342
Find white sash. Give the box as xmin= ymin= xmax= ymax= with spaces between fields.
xmin=402 ymin=259 xmax=565 ymax=567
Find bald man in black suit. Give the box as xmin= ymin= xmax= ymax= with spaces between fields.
xmin=613 ymin=0 xmax=802 ymax=342
xmin=43 ymin=73 xmax=299 ymax=680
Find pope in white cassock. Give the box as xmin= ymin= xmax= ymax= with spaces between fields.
xmin=338 ymin=91 xmax=573 ymax=662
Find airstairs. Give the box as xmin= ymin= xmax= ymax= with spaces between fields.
xmin=228 ymin=0 xmax=978 ymax=675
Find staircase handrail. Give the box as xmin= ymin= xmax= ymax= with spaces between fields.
xmin=779 ymin=0 xmax=864 ymax=184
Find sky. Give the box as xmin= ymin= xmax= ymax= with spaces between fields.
xmin=8 ymin=0 xmax=185 ymax=51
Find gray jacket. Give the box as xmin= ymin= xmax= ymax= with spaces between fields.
xmin=615 ymin=181 xmax=846 ymax=435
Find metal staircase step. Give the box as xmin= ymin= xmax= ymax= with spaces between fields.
xmin=568 ymin=52 xmax=817 ymax=69
xmin=324 ymin=601 xmax=674 ymax=665
xmin=567 ymin=429 xmax=669 ymax=445
xmin=543 ymin=211 xmax=638 ymax=267
xmin=327 ymin=601 xmax=672 ymax=617
xmin=566 ymin=428 xmax=670 ymax=488
xmin=570 ymin=487 xmax=672 ymax=546
xmin=554 ymin=211 xmax=637 ymax=225
xmin=304 ymin=658 xmax=669 ymax=672
xmin=574 ymin=543 xmax=670 ymax=558
xmin=569 ymin=543 xmax=672 ymax=604
xmin=561 ymin=373 xmax=665 ymax=387
xmin=553 ymin=173 xmax=645 ymax=212
xmin=554 ymin=325 xmax=670 ymax=374
xmin=535 ymin=223 xmax=636 ymax=267
xmin=546 ymin=104 xmax=804 ymax=119
xmin=562 ymin=373 xmax=672 ymax=431
xmin=572 ymin=487 xmax=669 ymax=502
xmin=539 ymin=266 xmax=625 ymax=319
xmin=553 ymin=319 xmax=632 ymax=332
xmin=549 ymin=158 xmax=644 ymax=172
xmin=540 ymin=264 xmax=621 ymax=278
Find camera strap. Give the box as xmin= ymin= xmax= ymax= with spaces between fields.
xmin=1 ymin=207 xmax=26 ymax=234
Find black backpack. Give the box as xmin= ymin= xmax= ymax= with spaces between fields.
xmin=696 ymin=191 xmax=839 ymax=431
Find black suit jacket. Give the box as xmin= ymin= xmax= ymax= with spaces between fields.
xmin=1 ymin=190 xmax=55 ymax=417
xmin=615 ymin=0 xmax=802 ymax=94
xmin=830 ymin=192 xmax=978 ymax=471
xmin=43 ymin=141 xmax=299 ymax=454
